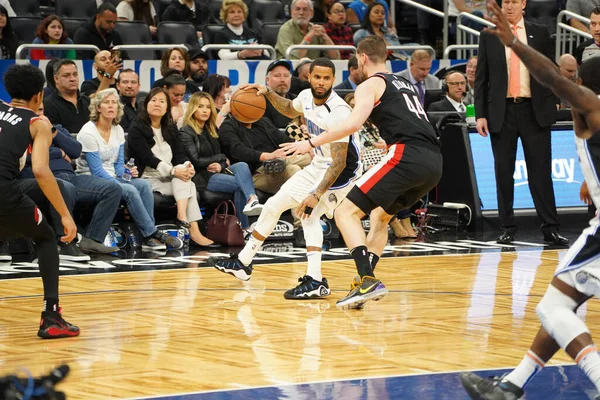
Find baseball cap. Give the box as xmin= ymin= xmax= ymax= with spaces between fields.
xmin=267 ymin=59 xmax=293 ymax=73
xmin=189 ymin=49 xmax=209 ymax=60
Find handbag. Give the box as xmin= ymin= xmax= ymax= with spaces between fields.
xmin=263 ymin=157 xmax=286 ymax=174
xmin=205 ymin=200 xmax=245 ymax=246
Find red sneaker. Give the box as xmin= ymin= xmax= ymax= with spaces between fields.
xmin=37 ymin=307 xmax=80 ymax=339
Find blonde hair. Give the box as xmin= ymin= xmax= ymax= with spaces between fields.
xmin=89 ymin=88 xmax=124 ymax=125
xmin=183 ymin=92 xmax=219 ymax=138
xmin=220 ymin=0 xmax=248 ymax=22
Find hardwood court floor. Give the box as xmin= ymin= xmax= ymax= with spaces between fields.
xmin=0 ymin=248 xmax=592 ymax=399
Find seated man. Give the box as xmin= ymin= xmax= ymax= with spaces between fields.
xmin=81 ymin=50 xmax=120 ymax=97
xmin=427 ymin=71 xmax=468 ymax=112
xmin=116 ymin=68 xmax=141 ymax=132
xmin=20 ymin=103 xmax=122 ymax=256
xmin=218 ymin=115 xmax=311 ymax=195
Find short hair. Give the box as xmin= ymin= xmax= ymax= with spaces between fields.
xmin=89 ymin=88 xmax=124 ymax=125
xmin=356 ymin=35 xmax=387 ymax=64
xmin=410 ymin=49 xmax=432 ymax=63
xmin=291 ymin=0 xmax=314 ymax=11
xmin=3 ymin=64 xmax=46 ymax=101
xmin=164 ymin=73 xmax=187 ymax=89
xmin=579 ymin=57 xmax=600 ymax=95
xmin=348 ymin=55 xmax=358 ymax=70
xmin=117 ymin=68 xmax=138 ymax=82
xmin=97 ymin=2 xmax=117 ymax=15
xmin=592 ymin=5 xmax=600 ymax=17
xmin=309 ymin=57 xmax=336 ymax=75
xmin=160 ymin=47 xmax=190 ymax=77
xmin=53 ymin=59 xmax=77 ymax=77
xmin=203 ymin=74 xmax=231 ymax=102
xmin=220 ymin=0 xmax=249 ymax=22
xmin=35 ymin=15 xmax=70 ymax=44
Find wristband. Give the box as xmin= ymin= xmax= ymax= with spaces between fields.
xmin=310 ymin=192 xmax=320 ymax=201
xmin=507 ymin=36 xmax=518 ymax=47
xmin=308 ymin=138 xmax=316 ymax=148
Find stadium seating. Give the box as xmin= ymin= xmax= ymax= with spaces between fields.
xmin=249 ymin=0 xmax=286 ymax=33
xmin=157 ymin=21 xmax=200 ymax=51
xmin=114 ymin=21 xmax=156 ymax=60
xmin=8 ymin=0 xmax=40 ymax=17
xmin=55 ymin=0 xmax=98 ymax=19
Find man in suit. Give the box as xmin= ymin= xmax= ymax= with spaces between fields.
xmin=475 ymin=0 xmax=567 ymax=246
xmin=335 ymin=56 xmax=361 ymax=90
xmin=396 ymin=49 xmax=441 ymax=105
xmin=428 ymin=71 xmax=468 ymax=112
xmin=465 ymin=55 xmax=477 ymax=104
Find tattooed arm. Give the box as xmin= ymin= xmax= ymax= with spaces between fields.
xmin=314 ymin=142 xmax=348 ymax=197
xmin=265 ymin=90 xmax=302 ymax=119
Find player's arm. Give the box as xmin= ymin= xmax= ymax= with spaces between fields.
xmin=314 ymin=142 xmax=348 ymax=197
xmin=237 ymin=83 xmax=302 ymax=118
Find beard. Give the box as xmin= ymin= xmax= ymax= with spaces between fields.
xmin=191 ymin=70 xmax=207 ymax=83
xmin=311 ymin=85 xmax=332 ymax=100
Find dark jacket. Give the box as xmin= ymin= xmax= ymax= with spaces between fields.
xmin=334 ymin=79 xmax=355 ymax=90
xmin=81 ymin=77 xmax=117 ymax=97
xmin=475 ymin=21 xmax=556 ymax=133
xmin=263 ymin=92 xmax=296 ymax=129
xmin=73 ymin=17 xmax=124 ymax=60
xmin=218 ymin=117 xmax=292 ymax=174
xmin=126 ymin=119 xmax=188 ymax=176
xmin=179 ymin=125 xmax=228 ymax=189
xmin=161 ymin=0 xmax=210 ymax=31
xmin=427 ymin=97 xmax=459 ymax=112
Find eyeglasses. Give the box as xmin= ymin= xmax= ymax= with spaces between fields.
xmin=447 ymin=81 xmax=466 ymax=86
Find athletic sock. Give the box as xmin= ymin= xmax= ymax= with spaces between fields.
xmin=238 ymin=235 xmax=263 ymax=266
xmin=576 ymin=345 xmax=600 ymax=393
xmin=351 ymin=245 xmax=373 ymax=278
xmin=369 ymin=252 xmax=380 ymax=271
xmin=306 ymin=251 xmax=322 ymax=281
xmin=44 ymin=298 xmax=59 ymax=313
xmin=502 ymin=350 xmax=545 ymax=388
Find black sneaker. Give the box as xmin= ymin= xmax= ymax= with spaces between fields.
xmin=284 ymin=275 xmax=331 ymax=299
xmin=214 ymin=254 xmax=253 ymax=281
xmin=0 ymin=241 xmax=11 ymax=262
xmin=459 ymin=372 xmax=524 ymax=400
xmin=142 ymin=237 xmax=167 ymax=251
xmin=37 ymin=307 xmax=80 ymax=339
xmin=59 ymin=242 xmax=91 ymax=262
xmin=153 ymin=231 xmax=184 ymax=250
xmin=336 ymin=276 xmax=387 ymax=310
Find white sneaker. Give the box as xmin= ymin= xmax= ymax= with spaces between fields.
xmin=243 ymin=200 xmax=263 ymax=216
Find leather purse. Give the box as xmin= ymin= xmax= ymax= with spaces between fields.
xmin=205 ymin=200 xmax=245 ymax=247
xmin=262 ymin=158 xmax=286 ymax=174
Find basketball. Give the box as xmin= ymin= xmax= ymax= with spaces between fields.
xmin=229 ymin=88 xmax=267 ymax=124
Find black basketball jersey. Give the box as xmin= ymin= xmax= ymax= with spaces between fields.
xmin=368 ymin=73 xmax=439 ymax=149
xmin=0 ymin=102 xmax=39 ymax=182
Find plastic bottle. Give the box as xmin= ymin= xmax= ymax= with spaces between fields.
xmin=465 ymin=104 xmax=476 ymax=125
xmin=122 ymin=158 xmax=135 ymax=182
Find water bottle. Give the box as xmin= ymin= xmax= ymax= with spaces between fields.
xmin=465 ymin=104 xmax=476 ymax=125
xmin=122 ymin=158 xmax=135 ymax=182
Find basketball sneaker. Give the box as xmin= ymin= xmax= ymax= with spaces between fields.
xmin=459 ymin=372 xmax=524 ymax=400
xmin=284 ymin=275 xmax=331 ymax=299
xmin=214 ymin=254 xmax=253 ymax=281
xmin=336 ymin=276 xmax=388 ymax=310
xmin=37 ymin=307 xmax=80 ymax=339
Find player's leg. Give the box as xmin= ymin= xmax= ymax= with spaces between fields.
xmin=366 ymin=207 xmax=396 ymax=271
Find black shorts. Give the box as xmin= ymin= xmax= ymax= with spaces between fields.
xmin=347 ymin=143 xmax=443 ymax=215
xmin=0 ymin=182 xmax=55 ymax=242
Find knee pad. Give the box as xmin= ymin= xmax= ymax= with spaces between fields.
xmin=301 ymin=216 xmax=323 ymax=248
xmin=536 ymin=284 xmax=589 ymax=349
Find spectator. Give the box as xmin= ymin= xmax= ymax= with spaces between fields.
xmin=557 ymin=53 xmax=578 ymax=108
xmin=76 ymin=88 xmax=183 ymax=251
xmin=334 ymin=55 xmax=361 ymax=89
xmin=574 ymin=8 xmax=600 ymax=64
xmin=203 ymin=73 xmax=232 ymax=127
xmin=219 ymin=116 xmax=311 ymax=195
xmin=276 ymin=0 xmax=340 ymax=60
xmin=74 ymin=2 xmax=124 ymax=60
xmin=313 ymin=0 xmax=336 ymax=23
xmin=214 ymin=0 xmax=269 ymax=60
xmin=263 ymin=60 xmax=296 ymax=128
xmin=81 ymin=50 xmax=121 ymax=97
xmin=116 ymin=0 xmax=158 ymax=36
xmin=0 ymin=0 xmax=14 ymax=17
xmin=44 ymin=59 xmax=59 ymax=98
xmin=116 ymin=68 xmax=141 ymax=132
xmin=346 ymin=0 xmax=394 ymax=30
xmin=324 ymin=2 xmax=355 ymax=60
xmin=152 ymin=48 xmax=199 ymax=101
xmin=20 ymin=103 xmax=122 ymax=255
xmin=465 ymin=55 xmax=477 ymax=104
xmin=0 ymin=5 xmax=18 ymax=60
xmin=354 ymin=2 xmax=406 ymax=59
xmin=162 ymin=73 xmax=188 ymax=128
xmin=179 ymin=92 xmax=264 ymax=231
xmin=127 ymin=88 xmax=218 ymax=249
xmin=396 ymin=50 xmax=441 ymax=105
xmin=161 ymin=0 xmax=210 ymax=43
xmin=448 ymin=0 xmax=486 ymax=39
xmin=567 ymin=0 xmax=599 ymax=33
xmin=187 ymin=49 xmax=209 ymax=90
xmin=290 ymin=58 xmax=312 ymax=95
xmin=29 ymin=15 xmax=75 ymax=61
xmin=427 ymin=71 xmax=468 ymax=112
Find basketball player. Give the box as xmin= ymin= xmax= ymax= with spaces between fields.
xmin=459 ymin=1 xmax=600 ymax=399
xmin=213 ymin=58 xmax=361 ymax=300
xmin=0 ymin=64 xmax=80 ymax=338
xmin=281 ymin=35 xmax=443 ymax=309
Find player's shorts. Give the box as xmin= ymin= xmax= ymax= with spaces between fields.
xmin=0 ymin=182 xmax=55 ymax=242
xmin=346 ymin=143 xmax=442 ymax=216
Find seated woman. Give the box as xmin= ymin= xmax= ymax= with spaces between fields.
xmin=116 ymin=0 xmax=158 ymax=36
xmin=128 ymin=88 xmax=219 ymax=249
xmin=323 ymin=2 xmax=355 ymax=60
xmin=29 ymin=15 xmax=75 ymax=60
xmin=180 ymin=92 xmax=263 ymax=232
xmin=152 ymin=48 xmax=199 ymax=101
xmin=0 ymin=5 xmax=18 ymax=60
xmin=162 ymin=73 xmax=188 ymax=129
xmin=76 ymin=88 xmax=183 ymax=251
xmin=354 ymin=2 xmax=410 ymax=59
xmin=214 ymin=0 xmax=269 ymax=60
xmin=203 ymin=74 xmax=232 ymax=128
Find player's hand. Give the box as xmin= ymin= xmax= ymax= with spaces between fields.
xmin=580 ymin=182 xmax=593 ymax=205
xmin=297 ymin=193 xmax=320 ymax=219
xmin=237 ymin=83 xmax=268 ymax=96
xmin=60 ymin=215 xmax=77 ymax=243
xmin=280 ymin=140 xmax=312 ymax=156
xmin=483 ymin=0 xmax=515 ymax=47
xmin=476 ymin=118 xmax=489 ymax=137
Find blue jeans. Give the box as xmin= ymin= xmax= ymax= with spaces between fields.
xmin=56 ymin=172 xmax=122 ymax=243
xmin=206 ymin=162 xmax=256 ymax=228
xmin=119 ymin=178 xmax=156 ymax=238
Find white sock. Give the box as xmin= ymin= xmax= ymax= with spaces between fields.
xmin=238 ymin=235 xmax=263 ymax=266
xmin=503 ymin=350 xmax=545 ymax=388
xmin=576 ymin=345 xmax=600 ymax=393
xmin=306 ymin=251 xmax=322 ymax=281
